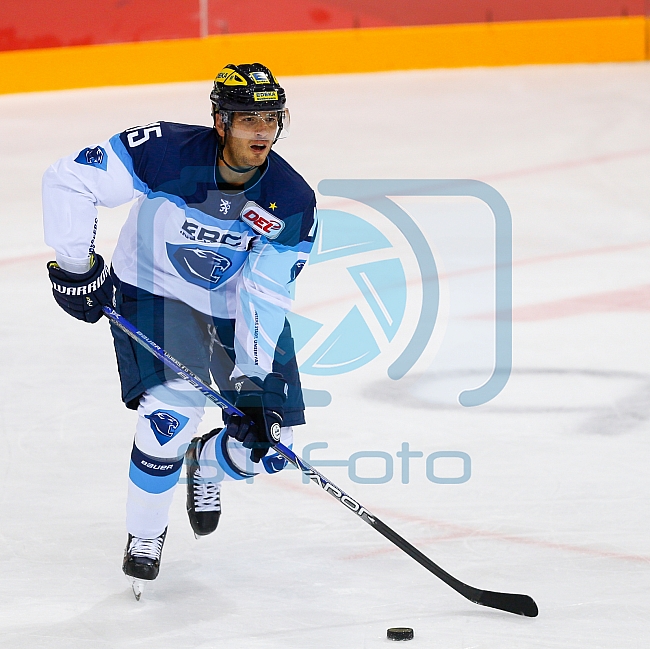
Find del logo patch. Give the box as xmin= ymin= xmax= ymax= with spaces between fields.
xmin=74 ymin=146 xmax=108 ymax=171
xmin=240 ymin=201 xmax=285 ymax=239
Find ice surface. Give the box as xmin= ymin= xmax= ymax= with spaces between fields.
xmin=0 ymin=62 xmax=649 ymax=648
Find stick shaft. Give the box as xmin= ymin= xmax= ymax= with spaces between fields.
xmin=103 ymin=306 xmax=244 ymax=417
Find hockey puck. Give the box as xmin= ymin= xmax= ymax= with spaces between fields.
xmin=387 ymin=627 xmax=414 ymax=641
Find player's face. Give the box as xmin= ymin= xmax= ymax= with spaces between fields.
xmin=216 ymin=111 xmax=279 ymax=168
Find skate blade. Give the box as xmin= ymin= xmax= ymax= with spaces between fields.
xmin=127 ymin=576 xmax=146 ymax=601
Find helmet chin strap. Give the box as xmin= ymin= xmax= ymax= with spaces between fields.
xmin=218 ymin=146 xmax=257 ymax=174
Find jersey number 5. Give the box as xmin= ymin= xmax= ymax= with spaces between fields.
xmin=127 ymin=123 xmax=162 ymax=148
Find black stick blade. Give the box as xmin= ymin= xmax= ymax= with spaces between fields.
xmin=474 ymin=590 xmax=538 ymax=617
xmin=372 ymin=518 xmax=539 ymax=617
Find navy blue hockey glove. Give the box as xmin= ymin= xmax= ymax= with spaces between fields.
xmin=47 ymin=254 xmax=113 ymax=324
xmin=226 ymin=373 xmax=287 ymax=463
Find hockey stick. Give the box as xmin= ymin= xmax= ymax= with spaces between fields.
xmin=102 ymin=305 xmax=538 ymax=617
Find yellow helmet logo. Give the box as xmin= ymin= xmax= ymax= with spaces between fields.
xmin=224 ymin=71 xmax=248 ymax=86
xmin=253 ymin=91 xmax=278 ymax=101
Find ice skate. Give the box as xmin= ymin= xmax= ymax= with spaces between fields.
xmin=186 ymin=428 xmax=222 ymax=537
xmin=123 ymin=528 xmax=167 ymax=600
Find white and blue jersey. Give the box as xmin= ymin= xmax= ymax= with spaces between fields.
xmin=43 ymin=121 xmax=316 ymax=379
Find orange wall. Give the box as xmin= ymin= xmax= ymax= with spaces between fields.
xmin=1 ymin=16 xmax=647 ymax=95
xmin=1 ymin=0 xmax=646 ymax=52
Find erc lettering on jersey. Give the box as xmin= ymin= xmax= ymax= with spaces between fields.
xmin=240 ymin=201 xmax=285 ymax=239
xmin=180 ymin=219 xmax=247 ymax=249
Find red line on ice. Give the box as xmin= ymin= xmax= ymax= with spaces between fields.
xmin=510 ymin=284 xmax=650 ymax=321
xmin=479 ymin=146 xmax=650 ymax=182
xmin=342 ymin=510 xmax=650 ymax=566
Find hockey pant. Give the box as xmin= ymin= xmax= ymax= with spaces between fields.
xmin=126 ymin=378 xmax=293 ymax=539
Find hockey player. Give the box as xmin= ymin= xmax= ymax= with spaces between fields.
xmin=43 ymin=63 xmax=316 ymax=593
